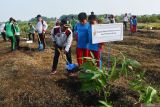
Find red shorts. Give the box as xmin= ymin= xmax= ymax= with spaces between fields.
xmin=131 ymin=25 xmax=137 ymax=33
xmin=76 ymin=48 xmax=89 ymax=66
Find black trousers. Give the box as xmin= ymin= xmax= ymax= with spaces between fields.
xmin=38 ymin=33 xmax=46 ymax=49
xmin=123 ymin=21 xmax=128 ymax=30
xmin=52 ymin=45 xmax=72 ymax=71
xmin=28 ymin=33 xmax=35 ymax=42
xmin=1 ymin=32 xmax=6 ymax=41
xmin=15 ymin=35 xmax=20 ymax=49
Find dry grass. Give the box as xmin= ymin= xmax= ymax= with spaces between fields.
xmin=0 ymin=30 xmax=160 ymax=106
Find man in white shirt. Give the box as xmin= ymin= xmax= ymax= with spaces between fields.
xmin=123 ymin=13 xmax=128 ymax=30
xmin=36 ymin=14 xmax=48 ymax=50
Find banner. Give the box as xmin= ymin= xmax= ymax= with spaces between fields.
xmin=92 ymin=23 xmax=123 ymax=44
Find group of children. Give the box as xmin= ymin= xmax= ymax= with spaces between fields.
xmin=130 ymin=15 xmax=137 ymax=33
xmin=50 ymin=12 xmax=104 ymax=75
xmin=0 ymin=15 xmax=49 ymax=52
xmin=123 ymin=13 xmax=137 ymax=33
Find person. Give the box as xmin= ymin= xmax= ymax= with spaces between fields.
xmin=70 ymin=16 xmax=77 ymax=32
xmin=13 ymin=20 xmax=21 ymax=49
xmin=132 ymin=16 xmax=137 ymax=33
xmin=88 ymin=14 xmax=103 ymax=67
xmin=50 ymin=19 xmax=73 ymax=75
xmin=4 ymin=17 xmax=16 ymax=51
xmin=74 ymin=12 xmax=90 ymax=66
xmin=130 ymin=16 xmax=135 ymax=34
xmin=110 ymin=15 xmax=116 ymax=23
xmin=91 ymin=11 xmax=94 ymax=15
xmin=28 ymin=22 xmax=36 ymax=42
xmin=104 ymin=14 xmax=110 ymax=24
xmin=36 ymin=14 xmax=48 ymax=50
xmin=123 ymin=13 xmax=128 ymax=30
xmin=0 ymin=23 xmax=6 ymax=41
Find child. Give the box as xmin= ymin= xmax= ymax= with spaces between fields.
xmin=13 ymin=20 xmax=21 ymax=49
xmin=4 ymin=18 xmax=16 ymax=51
xmin=50 ymin=19 xmax=73 ymax=75
xmin=28 ymin=22 xmax=36 ymax=42
xmin=130 ymin=16 xmax=137 ymax=34
xmin=132 ymin=16 xmax=137 ymax=33
xmin=74 ymin=12 xmax=90 ymax=66
xmin=88 ymin=14 xmax=103 ymax=67
xmin=36 ymin=14 xmax=48 ymax=50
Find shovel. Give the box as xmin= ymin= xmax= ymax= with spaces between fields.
xmin=57 ymin=48 xmax=78 ymax=72
xmin=37 ymin=34 xmax=44 ymax=51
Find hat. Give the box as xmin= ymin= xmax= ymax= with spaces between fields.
xmin=36 ymin=14 xmax=42 ymax=18
xmin=9 ymin=17 xmax=14 ymax=22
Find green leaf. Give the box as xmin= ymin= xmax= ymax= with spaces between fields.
xmin=91 ymin=73 xmax=101 ymax=80
xmin=90 ymin=51 xmax=95 ymax=59
xmin=79 ymin=72 xmax=94 ymax=80
xmin=80 ymin=81 xmax=100 ymax=92
xmin=128 ymin=59 xmax=141 ymax=68
xmin=99 ymin=100 xmax=112 ymax=107
xmin=80 ymin=61 xmax=98 ymax=71
xmin=129 ymin=79 xmax=143 ymax=91
xmin=108 ymin=58 xmax=120 ymax=81
xmin=144 ymin=86 xmax=157 ymax=103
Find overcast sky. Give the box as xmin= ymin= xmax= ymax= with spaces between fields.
xmin=0 ymin=0 xmax=159 ymax=21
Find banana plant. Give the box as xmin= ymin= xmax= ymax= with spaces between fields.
xmin=79 ymin=52 xmax=159 ymax=107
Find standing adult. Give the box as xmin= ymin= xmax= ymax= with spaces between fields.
xmin=36 ymin=14 xmax=48 ymax=50
xmin=123 ymin=13 xmax=129 ymax=30
xmin=0 ymin=23 xmax=6 ymax=41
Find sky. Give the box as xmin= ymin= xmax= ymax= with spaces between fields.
xmin=0 ymin=0 xmax=159 ymax=22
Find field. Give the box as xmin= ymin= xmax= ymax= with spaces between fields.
xmin=0 ymin=29 xmax=160 ymax=107
xmin=138 ymin=23 xmax=160 ymax=30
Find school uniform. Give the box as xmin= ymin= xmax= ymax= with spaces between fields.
xmin=74 ymin=22 xmax=90 ymax=66
xmin=51 ymin=27 xmax=73 ymax=71
xmin=14 ymin=24 xmax=21 ymax=49
xmin=36 ymin=20 xmax=48 ymax=49
xmin=5 ymin=22 xmax=16 ymax=51
xmin=132 ymin=18 xmax=137 ymax=32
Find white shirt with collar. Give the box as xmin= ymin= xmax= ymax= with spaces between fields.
xmin=36 ymin=20 xmax=48 ymax=34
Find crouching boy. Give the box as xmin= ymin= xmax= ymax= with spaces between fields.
xmin=50 ymin=19 xmax=73 ymax=75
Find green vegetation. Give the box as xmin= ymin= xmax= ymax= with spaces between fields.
xmin=79 ymin=52 xmax=160 ymax=107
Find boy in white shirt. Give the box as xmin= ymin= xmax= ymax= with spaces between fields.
xmin=50 ymin=19 xmax=73 ymax=75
